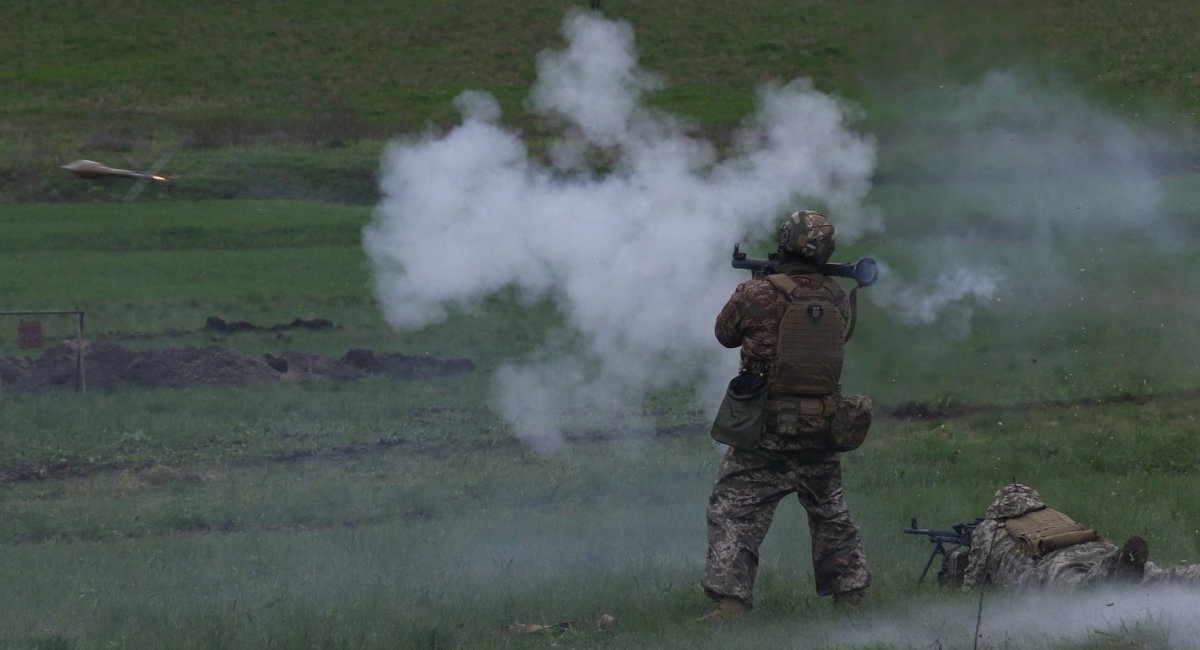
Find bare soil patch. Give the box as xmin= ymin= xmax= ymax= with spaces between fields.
xmin=105 ymin=315 xmax=338 ymax=342
xmin=0 ymin=341 xmax=474 ymax=392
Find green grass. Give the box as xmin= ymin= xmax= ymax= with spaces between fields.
xmin=3 ymin=391 xmax=1198 ymax=648
xmin=4 ymin=1 xmax=1200 ymax=203
xmin=5 ymin=199 xmax=1200 ymax=405
xmin=2 ymin=201 xmax=1200 ymax=648
xmin=0 ymin=200 xmax=562 ymax=363
xmin=4 ymin=1 xmax=1200 ymax=647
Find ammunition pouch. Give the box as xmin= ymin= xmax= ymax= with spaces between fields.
xmin=765 ymin=393 xmax=871 ymax=452
xmin=830 ymin=394 xmax=872 ymax=452
xmin=769 ymin=395 xmax=836 ymax=417
xmin=762 ymin=394 xmax=830 ymax=450
xmin=939 ymin=549 xmax=971 ymax=588
xmin=710 ymin=374 xmax=768 ymax=450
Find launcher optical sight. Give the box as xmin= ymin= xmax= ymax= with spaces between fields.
xmin=731 ymin=244 xmax=878 ymax=288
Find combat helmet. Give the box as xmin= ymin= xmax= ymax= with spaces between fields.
xmin=985 ymin=483 xmax=1047 ymax=519
xmin=779 ymin=210 xmax=836 ymax=265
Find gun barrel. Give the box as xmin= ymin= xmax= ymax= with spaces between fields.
xmin=903 ymin=518 xmax=982 ymax=546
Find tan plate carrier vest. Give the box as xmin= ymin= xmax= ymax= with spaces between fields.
xmin=1003 ymin=508 xmax=1100 ymax=558
xmin=766 ymin=273 xmax=846 ymax=398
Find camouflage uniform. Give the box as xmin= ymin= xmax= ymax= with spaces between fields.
xmin=703 ymin=261 xmax=870 ymax=607
xmin=1141 ymin=562 xmax=1200 ymax=585
xmin=963 ymin=484 xmax=1200 ymax=589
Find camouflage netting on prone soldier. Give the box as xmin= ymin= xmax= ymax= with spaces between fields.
xmin=0 ymin=341 xmax=474 ymax=392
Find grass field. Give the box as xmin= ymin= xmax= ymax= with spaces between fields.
xmin=3 ymin=1 xmax=1200 ymax=649
xmin=3 ymin=1 xmax=1199 ymax=203
xmin=2 ymin=199 xmax=1199 ymax=648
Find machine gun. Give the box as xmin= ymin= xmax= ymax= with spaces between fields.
xmin=731 ymin=244 xmax=879 ymax=287
xmin=903 ymin=517 xmax=984 ymax=585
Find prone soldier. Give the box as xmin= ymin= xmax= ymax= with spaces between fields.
xmin=927 ymin=484 xmax=1200 ymax=589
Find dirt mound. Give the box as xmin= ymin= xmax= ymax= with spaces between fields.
xmin=266 ymin=351 xmax=368 ymax=382
xmin=340 ymin=348 xmax=475 ymax=380
xmin=204 ymin=316 xmax=336 ymax=335
xmin=0 ymin=341 xmax=473 ymax=392
xmin=126 ymin=346 xmax=282 ymax=389
xmin=105 ymin=316 xmax=337 ymax=342
xmin=0 ymin=356 xmax=31 ymax=386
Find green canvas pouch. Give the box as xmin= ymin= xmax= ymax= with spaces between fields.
xmin=710 ymin=374 xmax=767 ymax=449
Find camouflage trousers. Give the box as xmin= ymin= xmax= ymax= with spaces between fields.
xmin=966 ymin=529 xmax=1200 ymax=589
xmin=1025 ymin=546 xmax=1200 ymax=588
xmin=1143 ymin=562 xmax=1200 ymax=585
xmin=702 ymin=446 xmax=870 ymax=606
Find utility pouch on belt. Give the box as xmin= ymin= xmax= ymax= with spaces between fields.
xmin=768 ymin=395 xmax=836 ymax=450
xmin=829 ymin=394 xmax=872 ymax=451
xmin=710 ymin=374 xmax=767 ymax=449
xmin=1003 ymin=508 xmax=1099 ymax=558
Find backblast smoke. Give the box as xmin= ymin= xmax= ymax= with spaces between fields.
xmin=798 ymin=586 xmax=1200 ymax=649
xmin=867 ymin=71 xmax=1181 ymax=339
xmin=367 ymin=14 xmax=1187 ymax=446
xmin=365 ymin=10 xmax=879 ymax=449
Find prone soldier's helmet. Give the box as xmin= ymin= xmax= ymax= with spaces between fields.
xmin=985 ymin=483 xmax=1047 ymax=519
xmin=778 ymin=210 xmax=836 ymax=264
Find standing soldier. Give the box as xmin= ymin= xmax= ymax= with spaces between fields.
xmin=702 ymin=210 xmax=871 ymax=621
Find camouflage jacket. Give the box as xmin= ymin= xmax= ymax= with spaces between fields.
xmin=715 ymin=262 xmax=849 ymax=454
xmin=962 ymin=518 xmax=1038 ymax=588
xmin=963 ymin=484 xmax=1046 ymax=588
xmin=964 ymin=519 xmax=1125 ymax=589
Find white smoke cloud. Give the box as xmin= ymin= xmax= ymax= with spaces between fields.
xmin=871 ymin=262 xmax=1003 ymax=329
xmin=945 ymin=72 xmax=1174 ymax=251
xmin=798 ymin=586 xmax=1200 ymax=649
xmin=868 ymin=71 xmax=1177 ymax=331
xmin=364 ymin=10 xmax=879 ymax=447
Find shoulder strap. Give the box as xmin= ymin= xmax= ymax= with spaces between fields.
xmin=765 ymin=273 xmax=799 ymax=298
xmin=844 ymin=286 xmax=859 ymax=343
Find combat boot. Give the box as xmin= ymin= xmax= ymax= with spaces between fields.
xmin=833 ymin=589 xmax=865 ymax=611
xmin=1113 ymin=536 xmax=1149 ymax=581
xmin=700 ymin=598 xmax=747 ymax=622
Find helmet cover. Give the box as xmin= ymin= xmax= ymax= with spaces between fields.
xmin=985 ymin=483 xmax=1047 ymax=519
xmin=779 ymin=210 xmax=836 ymax=264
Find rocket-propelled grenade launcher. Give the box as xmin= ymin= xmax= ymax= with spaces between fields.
xmin=731 ymin=244 xmax=878 ymax=287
